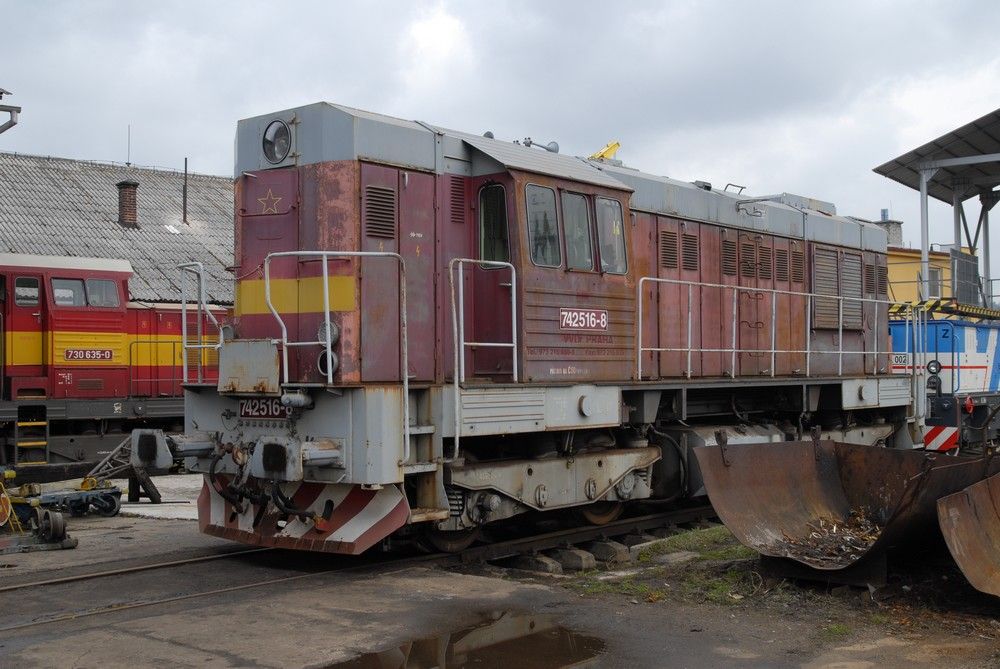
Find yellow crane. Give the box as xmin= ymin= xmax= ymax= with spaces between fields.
xmin=589 ymin=141 xmax=621 ymax=161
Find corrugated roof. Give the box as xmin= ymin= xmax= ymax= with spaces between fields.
xmin=873 ymin=107 xmax=1000 ymax=203
xmin=0 ymin=152 xmax=233 ymax=303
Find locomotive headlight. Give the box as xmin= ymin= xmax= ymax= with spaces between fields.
xmin=317 ymin=321 xmax=340 ymax=346
xmin=262 ymin=119 xmax=291 ymax=164
xmin=317 ymin=350 xmax=340 ymax=376
xmin=927 ymin=359 xmax=942 ymax=375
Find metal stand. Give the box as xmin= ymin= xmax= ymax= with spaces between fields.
xmin=85 ymin=436 xmax=162 ymax=504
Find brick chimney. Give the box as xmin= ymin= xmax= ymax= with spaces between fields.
xmin=116 ymin=179 xmax=139 ymax=227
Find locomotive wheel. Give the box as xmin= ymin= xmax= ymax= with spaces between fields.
xmin=579 ymin=502 xmax=624 ymax=526
xmin=420 ymin=526 xmax=481 ymax=553
xmin=94 ymin=494 xmax=122 ymax=518
xmin=37 ymin=509 xmax=67 ymax=542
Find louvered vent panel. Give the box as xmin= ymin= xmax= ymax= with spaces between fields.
xmin=758 ymin=247 xmax=772 ymax=280
xmin=841 ymin=253 xmax=863 ymax=330
xmin=877 ymin=266 xmax=888 ymax=296
xmin=722 ymin=239 xmax=738 ymax=276
xmin=364 ymin=185 xmax=397 ymax=239
xmin=659 ymin=230 xmax=679 ymax=269
xmin=682 ymin=234 xmax=699 ymax=272
xmin=740 ymin=243 xmax=756 ymax=278
xmin=775 ymin=249 xmax=789 ymax=282
xmin=449 ymin=176 xmax=465 ymax=225
xmin=864 ymin=263 xmax=877 ymax=295
xmin=791 ymin=249 xmax=805 ymax=283
xmin=813 ymin=247 xmax=840 ymax=329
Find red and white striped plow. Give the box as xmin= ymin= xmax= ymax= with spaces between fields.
xmin=198 ymin=476 xmax=410 ymax=554
xmin=923 ymin=425 xmax=960 ymax=452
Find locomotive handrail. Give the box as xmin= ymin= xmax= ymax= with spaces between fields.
xmin=178 ymin=261 xmax=224 ymax=384
xmin=127 ymin=340 xmax=183 ymax=397
xmin=448 ymin=258 xmax=518 ymax=460
xmin=262 ymin=251 xmax=410 ymax=464
xmin=635 ymin=277 xmax=925 ymax=417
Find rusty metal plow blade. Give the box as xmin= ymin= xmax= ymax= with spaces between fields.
xmin=938 ymin=471 xmax=1000 ymax=597
xmin=693 ymin=440 xmax=1000 ymax=571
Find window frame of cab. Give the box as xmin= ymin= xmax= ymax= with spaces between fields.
xmin=478 ymin=182 xmax=510 ymax=269
xmin=560 ymin=190 xmax=597 ymax=272
xmin=524 ymin=183 xmax=562 ymax=269
xmin=595 ymin=196 xmax=628 ymax=275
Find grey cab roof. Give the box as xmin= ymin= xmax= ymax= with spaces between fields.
xmin=874 ymin=106 xmax=1000 ymax=203
xmin=0 ymin=152 xmax=233 ymax=304
xmin=236 ymin=101 xmax=886 ymax=252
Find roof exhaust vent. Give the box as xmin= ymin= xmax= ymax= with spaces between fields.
xmin=116 ymin=179 xmax=139 ymax=228
xmin=523 ymin=137 xmax=559 ymax=154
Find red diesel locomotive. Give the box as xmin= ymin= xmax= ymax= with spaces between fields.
xmin=164 ymin=102 xmax=915 ymax=553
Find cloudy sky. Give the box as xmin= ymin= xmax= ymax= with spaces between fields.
xmin=4 ymin=1 xmax=1000 ymax=257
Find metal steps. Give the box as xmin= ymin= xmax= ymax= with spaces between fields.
xmin=14 ymin=413 xmax=49 ymax=466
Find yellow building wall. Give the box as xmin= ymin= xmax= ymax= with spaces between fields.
xmin=886 ymin=249 xmax=952 ymax=303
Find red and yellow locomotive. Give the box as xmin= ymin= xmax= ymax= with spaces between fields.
xmin=0 ymin=253 xmax=222 ymax=479
xmin=169 ymin=103 xmax=915 ymax=553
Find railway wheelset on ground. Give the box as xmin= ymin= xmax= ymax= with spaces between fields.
xmin=137 ymin=102 xmax=1000 ymax=597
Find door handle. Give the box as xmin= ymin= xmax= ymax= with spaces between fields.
xmin=31 ymin=312 xmax=40 ymax=317
xmin=499 ymin=282 xmax=512 ymax=288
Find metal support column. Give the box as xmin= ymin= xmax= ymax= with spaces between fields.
xmin=985 ymin=208 xmax=992 ymax=305
xmin=953 ymin=190 xmax=963 ymax=253
xmin=981 ymin=191 xmax=1000 ymax=306
xmin=919 ymin=168 xmax=937 ymax=299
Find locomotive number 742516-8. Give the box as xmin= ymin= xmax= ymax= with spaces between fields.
xmin=559 ymin=308 xmax=609 ymax=331
xmin=238 ymin=398 xmax=291 ymax=419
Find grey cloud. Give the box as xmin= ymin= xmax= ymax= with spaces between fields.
xmin=3 ymin=0 xmax=999 ymax=264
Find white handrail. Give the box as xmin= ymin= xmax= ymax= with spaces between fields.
xmin=262 ymin=251 xmax=411 ymax=464
xmin=448 ymin=258 xmax=518 ymax=460
xmin=636 ymin=275 xmax=919 ymax=388
xmin=178 ymin=261 xmax=224 ymax=384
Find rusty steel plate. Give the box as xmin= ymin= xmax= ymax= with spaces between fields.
xmin=693 ymin=440 xmax=1000 ymax=571
xmin=938 ymin=471 xmax=1000 ymax=597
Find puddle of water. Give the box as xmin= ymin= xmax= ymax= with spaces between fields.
xmin=326 ymin=610 xmax=605 ymax=668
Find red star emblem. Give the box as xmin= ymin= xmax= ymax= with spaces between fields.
xmin=257 ymin=188 xmax=282 ymax=215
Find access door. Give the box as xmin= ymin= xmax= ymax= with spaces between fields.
xmin=471 ymin=182 xmax=515 ymax=379
xmin=9 ymin=273 xmax=47 ymax=395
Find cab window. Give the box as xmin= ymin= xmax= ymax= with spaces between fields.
xmin=86 ymin=279 xmax=121 ymax=307
xmin=52 ymin=278 xmax=86 ymax=306
xmin=525 ymin=184 xmax=560 ymax=267
xmin=478 ymin=184 xmax=509 ymax=263
xmin=596 ymin=197 xmax=627 ymax=274
xmin=562 ymin=192 xmax=594 ymax=271
xmin=14 ymin=277 xmax=38 ymax=306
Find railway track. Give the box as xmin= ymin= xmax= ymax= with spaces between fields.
xmin=0 ymin=504 xmax=714 ymax=634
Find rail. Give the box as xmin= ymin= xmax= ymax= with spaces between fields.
xmin=448 ymin=258 xmax=518 ymax=460
xmin=636 ymin=277 xmax=926 ymax=420
xmin=178 ymin=262 xmax=224 ymax=384
xmin=127 ymin=340 xmax=182 ymax=396
xmin=262 ymin=251 xmax=410 ymax=463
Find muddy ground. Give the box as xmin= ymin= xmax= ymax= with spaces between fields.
xmin=500 ymin=524 xmax=1000 ymax=668
xmin=3 ymin=512 xmax=999 ymax=667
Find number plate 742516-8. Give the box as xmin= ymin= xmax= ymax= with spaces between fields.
xmin=238 ymin=398 xmax=290 ymax=419
xmin=559 ymin=308 xmax=609 ymax=331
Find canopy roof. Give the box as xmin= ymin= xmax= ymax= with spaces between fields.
xmin=873 ymin=107 xmax=1000 ymax=203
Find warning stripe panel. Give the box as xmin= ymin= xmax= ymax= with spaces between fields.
xmin=924 ymin=426 xmax=960 ymax=451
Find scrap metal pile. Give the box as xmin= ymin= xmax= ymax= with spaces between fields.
xmin=775 ymin=510 xmax=882 ymax=568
